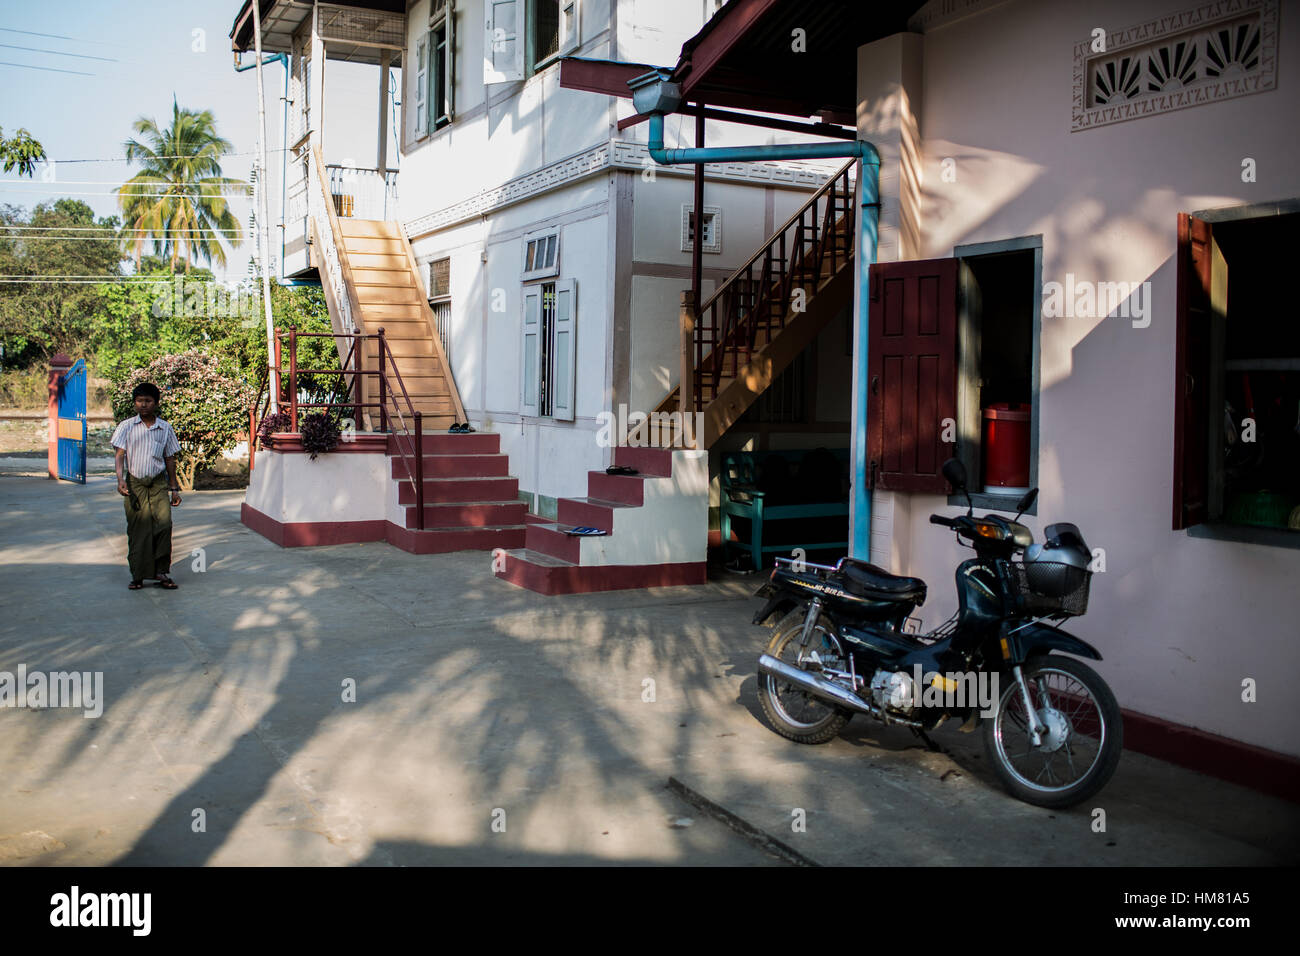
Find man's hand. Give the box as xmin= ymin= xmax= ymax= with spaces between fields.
xmin=170 ymin=490 xmax=182 ymax=506
xmin=117 ymin=478 xmax=130 ymax=497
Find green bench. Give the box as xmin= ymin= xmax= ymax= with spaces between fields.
xmin=719 ymin=448 xmax=851 ymax=572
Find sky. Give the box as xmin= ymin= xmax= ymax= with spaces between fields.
xmin=0 ymin=0 xmax=394 ymax=281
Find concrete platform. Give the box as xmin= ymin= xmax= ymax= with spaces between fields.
xmin=0 ymin=472 xmax=1296 ymax=866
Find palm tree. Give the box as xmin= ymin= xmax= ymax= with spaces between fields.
xmin=116 ymin=101 xmax=247 ymax=273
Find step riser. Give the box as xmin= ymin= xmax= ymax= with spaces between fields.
xmin=392 ymin=456 xmax=509 ymax=479
xmin=557 ymin=498 xmax=615 ymax=529
xmin=352 ymin=270 xmax=416 ymax=286
xmin=612 ymin=447 xmax=674 ymax=476
xmin=405 ymin=502 xmax=526 ymax=528
xmin=390 ymin=525 xmax=526 ymax=555
xmin=387 ymin=434 xmax=499 ymax=454
xmin=397 ymin=477 xmax=518 ymax=504
xmin=496 ymin=555 xmax=707 ymax=595
xmin=524 ymin=524 xmax=580 ymax=563
xmin=587 ymin=472 xmax=644 ymax=506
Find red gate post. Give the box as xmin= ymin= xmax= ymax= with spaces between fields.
xmin=47 ymin=353 xmax=72 ymax=480
xmin=288 ymin=325 xmax=299 ymax=431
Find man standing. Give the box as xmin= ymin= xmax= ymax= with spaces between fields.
xmin=112 ymin=382 xmax=183 ymax=590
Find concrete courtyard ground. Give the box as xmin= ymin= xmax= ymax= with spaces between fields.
xmin=1 ymin=467 xmax=1297 ymax=866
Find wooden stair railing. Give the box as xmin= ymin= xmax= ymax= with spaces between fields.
xmin=691 ymin=159 xmax=856 ymax=414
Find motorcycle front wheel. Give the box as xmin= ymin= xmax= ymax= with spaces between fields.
xmin=983 ymin=655 xmax=1123 ymax=808
xmin=757 ymin=616 xmax=854 ymax=745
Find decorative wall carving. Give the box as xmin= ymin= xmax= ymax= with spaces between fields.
xmin=1072 ymin=0 xmax=1278 ymax=131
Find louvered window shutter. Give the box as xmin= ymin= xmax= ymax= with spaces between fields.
xmin=484 ymin=0 xmax=524 ymax=83
xmin=551 ymin=279 xmax=577 ymax=421
xmin=522 ymin=286 xmax=542 ymax=415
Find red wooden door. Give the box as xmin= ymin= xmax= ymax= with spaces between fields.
xmin=867 ymin=258 xmax=959 ymax=493
xmin=1172 ymin=213 xmax=1218 ymax=529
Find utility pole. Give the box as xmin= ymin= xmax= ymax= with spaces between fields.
xmin=252 ymin=0 xmax=279 ymax=412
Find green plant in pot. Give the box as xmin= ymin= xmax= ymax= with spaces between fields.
xmin=298 ymin=411 xmax=341 ymax=460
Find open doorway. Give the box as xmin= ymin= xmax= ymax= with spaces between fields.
xmin=1206 ymin=212 xmax=1300 ymax=531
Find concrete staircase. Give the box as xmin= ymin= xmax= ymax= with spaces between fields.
xmin=495 ymin=446 xmax=708 ymax=594
xmin=384 ymin=431 xmax=527 ymax=554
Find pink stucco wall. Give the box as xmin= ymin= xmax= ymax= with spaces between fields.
xmin=869 ymin=0 xmax=1300 ymax=755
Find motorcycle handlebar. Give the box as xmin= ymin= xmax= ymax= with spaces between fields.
xmin=929 ymin=514 xmax=958 ymax=527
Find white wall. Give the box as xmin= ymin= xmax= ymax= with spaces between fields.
xmin=411 ymin=177 xmax=610 ymax=505
xmin=398 ymin=0 xmax=615 ymax=221
xmin=881 ymin=0 xmax=1300 ymax=754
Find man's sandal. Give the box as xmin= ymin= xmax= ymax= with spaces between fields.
xmin=155 ymin=575 xmax=178 ymax=589
xmin=128 ymin=580 xmax=144 ymax=590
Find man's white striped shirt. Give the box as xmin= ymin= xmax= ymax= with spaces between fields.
xmin=111 ymin=415 xmax=180 ymax=480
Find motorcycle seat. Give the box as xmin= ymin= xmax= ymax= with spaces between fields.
xmin=835 ymin=559 xmax=927 ymax=604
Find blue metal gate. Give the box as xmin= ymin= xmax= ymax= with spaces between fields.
xmin=56 ymin=358 xmax=87 ymax=483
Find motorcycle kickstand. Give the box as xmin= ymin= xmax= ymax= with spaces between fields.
xmin=911 ymin=727 xmax=942 ymax=753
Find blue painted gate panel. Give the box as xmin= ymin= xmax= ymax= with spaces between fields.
xmin=57 ymin=358 xmax=87 ymax=483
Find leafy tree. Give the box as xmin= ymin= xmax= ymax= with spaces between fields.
xmin=0 ymin=127 xmax=46 ymax=177
xmin=112 ymin=349 xmax=253 ymax=490
xmin=116 ymin=102 xmax=246 ymax=272
xmin=0 ymin=200 xmax=121 ymax=365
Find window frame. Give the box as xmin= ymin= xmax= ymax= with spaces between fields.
xmin=525 ymin=0 xmax=579 ymax=76
xmin=522 ymin=227 xmax=560 ymax=281
xmin=681 ymin=204 xmax=722 ymax=255
xmin=1181 ymin=198 xmax=1300 ymax=549
xmin=948 ymin=235 xmax=1043 ymax=515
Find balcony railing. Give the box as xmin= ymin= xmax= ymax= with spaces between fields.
xmin=325 ymin=164 xmax=398 ymax=220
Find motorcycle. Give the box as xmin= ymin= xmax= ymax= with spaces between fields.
xmin=752 ymin=458 xmax=1122 ymax=808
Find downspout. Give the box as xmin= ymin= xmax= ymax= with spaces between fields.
xmin=631 ymin=72 xmax=880 ymax=558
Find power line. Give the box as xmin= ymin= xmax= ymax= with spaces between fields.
xmin=0 ymin=148 xmax=293 ymax=165
xmin=0 ymin=27 xmax=116 ymax=45
xmin=0 ymin=180 xmax=253 ymax=188
xmin=0 ymin=59 xmax=93 ymax=76
xmin=0 ymin=226 xmax=246 ymax=235
xmin=0 ymin=188 xmax=253 ymax=198
xmin=0 ymin=42 xmax=118 ymax=62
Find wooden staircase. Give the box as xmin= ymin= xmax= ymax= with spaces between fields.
xmin=650 ymin=159 xmax=858 ymax=449
xmin=331 ymin=218 xmax=465 ymax=432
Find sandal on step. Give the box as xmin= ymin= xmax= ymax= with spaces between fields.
xmin=128 ymin=579 xmax=144 ymax=590
xmin=155 ymin=575 xmax=178 ymax=589
xmin=606 ymin=465 xmax=638 ymax=475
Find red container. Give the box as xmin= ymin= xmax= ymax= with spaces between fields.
xmin=982 ymin=403 xmax=1031 ymax=492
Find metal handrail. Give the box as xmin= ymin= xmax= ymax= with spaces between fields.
xmin=253 ymin=326 xmax=427 ymax=529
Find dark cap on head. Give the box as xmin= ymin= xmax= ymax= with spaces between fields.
xmin=132 ymin=382 xmax=161 ymax=402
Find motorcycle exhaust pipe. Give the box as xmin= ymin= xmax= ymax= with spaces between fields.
xmin=757 ymin=653 xmax=875 ymax=715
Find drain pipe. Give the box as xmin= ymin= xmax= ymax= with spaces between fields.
xmin=630 ymin=72 xmax=879 ymax=558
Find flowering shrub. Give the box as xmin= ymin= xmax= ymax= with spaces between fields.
xmin=112 ymin=349 xmax=253 ymax=489
xmin=257 ymin=410 xmax=291 ymax=444
xmin=298 ymin=411 xmax=340 ymax=460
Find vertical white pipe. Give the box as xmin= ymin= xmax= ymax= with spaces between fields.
xmin=252 ymin=0 xmax=278 ymax=412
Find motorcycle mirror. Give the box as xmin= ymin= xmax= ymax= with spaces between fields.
xmin=941 ymin=458 xmax=967 ymax=490
xmin=941 ymin=458 xmax=974 ymax=515
xmin=1015 ymin=487 xmax=1038 ymax=521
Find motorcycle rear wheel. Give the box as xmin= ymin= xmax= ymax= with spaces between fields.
xmin=983 ymin=655 xmax=1123 ymax=808
xmin=757 ymin=617 xmax=854 ymax=744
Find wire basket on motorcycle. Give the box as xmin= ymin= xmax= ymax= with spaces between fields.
xmin=1004 ymin=560 xmax=1091 ymax=617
